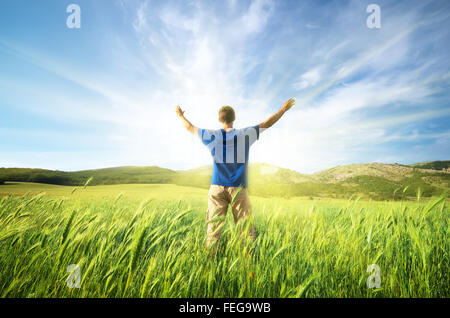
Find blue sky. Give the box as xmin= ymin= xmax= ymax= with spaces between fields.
xmin=0 ymin=0 xmax=449 ymax=173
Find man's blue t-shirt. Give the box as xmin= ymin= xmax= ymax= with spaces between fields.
xmin=198 ymin=126 xmax=260 ymax=187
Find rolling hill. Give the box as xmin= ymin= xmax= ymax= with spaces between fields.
xmin=408 ymin=160 xmax=450 ymax=171
xmin=1 ymin=161 xmax=449 ymax=200
xmin=0 ymin=166 xmax=176 ymax=186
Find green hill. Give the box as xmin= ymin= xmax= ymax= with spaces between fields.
xmin=1 ymin=161 xmax=449 ymax=200
xmin=0 ymin=166 xmax=176 ymax=186
xmin=408 ymin=160 xmax=450 ymax=171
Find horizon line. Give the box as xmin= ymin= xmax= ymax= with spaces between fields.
xmin=1 ymin=159 xmax=448 ymax=176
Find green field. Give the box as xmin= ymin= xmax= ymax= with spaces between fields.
xmin=0 ymin=182 xmax=448 ymax=297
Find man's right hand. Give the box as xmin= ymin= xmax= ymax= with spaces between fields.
xmin=282 ymin=98 xmax=295 ymax=112
xmin=175 ymin=105 xmax=185 ymax=117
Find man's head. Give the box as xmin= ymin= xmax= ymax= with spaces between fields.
xmin=218 ymin=106 xmax=235 ymax=125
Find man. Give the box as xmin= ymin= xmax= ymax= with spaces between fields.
xmin=175 ymin=98 xmax=295 ymax=253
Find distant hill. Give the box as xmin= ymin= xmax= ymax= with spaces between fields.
xmin=1 ymin=161 xmax=449 ymax=200
xmin=0 ymin=166 xmax=176 ymax=186
xmin=408 ymin=160 xmax=450 ymax=171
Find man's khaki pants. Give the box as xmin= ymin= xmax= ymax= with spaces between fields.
xmin=206 ymin=184 xmax=256 ymax=250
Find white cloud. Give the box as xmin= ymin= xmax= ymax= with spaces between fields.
xmin=293 ymin=68 xmax=322 ymax=91
xmin=227 ymin=0 xmax=237 ymax=10
xmin=306 ymin=23 xmax=319 ymax=29
xmin=252 ymin=69 xmax=445 ymax=173
xmin=132 ymin=1 xmax=148 ymax=32
xmin=240 ymin=0 xmax=275 ymax=35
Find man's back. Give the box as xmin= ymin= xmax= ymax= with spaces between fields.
xmin=198 ymin=126 xmax=260 ymax=187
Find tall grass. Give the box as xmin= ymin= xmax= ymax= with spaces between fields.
xmin=0 ymin=190 xmax=448 ymax=297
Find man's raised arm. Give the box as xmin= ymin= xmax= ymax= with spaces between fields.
xmin=175 ymin=105 xmax=198 ymax=135
xmin=258 ymin=98 xmax=295 ymax=129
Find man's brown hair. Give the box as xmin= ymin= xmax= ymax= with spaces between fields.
xmin=218 ymin=106 xmax=235 ymax=124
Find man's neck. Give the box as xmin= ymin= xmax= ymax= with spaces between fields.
xmin=222 ymin=123 xmax=233 ymax=131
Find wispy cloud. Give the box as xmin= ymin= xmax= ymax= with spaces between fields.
xmin=293 ymin=67 xmax=322 ymax=91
